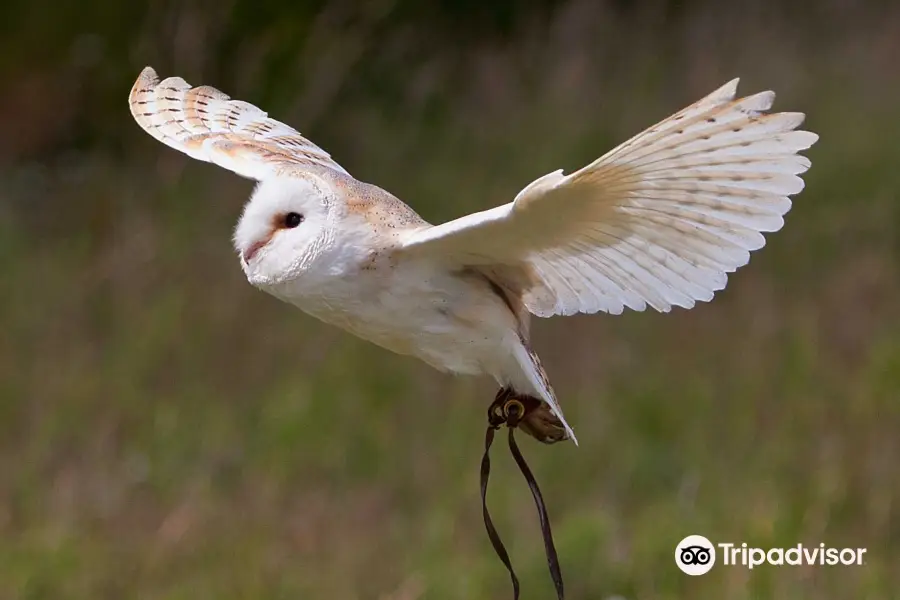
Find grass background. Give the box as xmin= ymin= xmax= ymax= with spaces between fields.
xmin=1 ymin=0 xmax=900 ymax=598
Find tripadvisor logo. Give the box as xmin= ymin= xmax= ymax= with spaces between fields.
xmin=675 ymin=535 xmax=716 ymax=575
xmin=719 ymin=542 xmax=867 ymax=569
xmin=676 ymin=535 xmax=867 ymax=575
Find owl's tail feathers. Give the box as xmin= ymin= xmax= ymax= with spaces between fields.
xmin=508 ymin=341 xmax=577 ymax=445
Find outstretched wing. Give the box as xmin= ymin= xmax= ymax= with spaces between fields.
xmin=129 ymin=66 xmax=349 ymax=180
xmin=399 ymin=79 xmax=818 ymax=317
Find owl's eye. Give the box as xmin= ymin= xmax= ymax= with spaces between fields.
xmin=283 ymin=212 xmax=304 ymax=228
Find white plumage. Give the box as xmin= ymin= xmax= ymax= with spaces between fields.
xmin=129 ymin=67 xmax=818 ymax=444
xmin=400 ymin=78 xmax=817 ymax=317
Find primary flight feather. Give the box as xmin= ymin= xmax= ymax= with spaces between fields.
xmin=129 ymin=67 xmax=818 ymax=444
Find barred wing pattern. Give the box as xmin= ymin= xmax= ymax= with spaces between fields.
xmin=129 ymin=67 xmax=349 ymax=180
xmin=400 ymin=79 xmax=818 ymax=317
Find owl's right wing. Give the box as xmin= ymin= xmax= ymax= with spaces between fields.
xmin=129 ymin=67 xmax=349 ymax=181
xmin=399 ymin=79 xmax=818 ymax=317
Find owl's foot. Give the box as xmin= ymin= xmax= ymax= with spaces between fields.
xmin=488 ymin=387 xmax=570 ymax=444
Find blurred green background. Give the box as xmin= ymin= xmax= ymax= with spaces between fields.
xmin=2 ymin=0 xmax=899 ymax=598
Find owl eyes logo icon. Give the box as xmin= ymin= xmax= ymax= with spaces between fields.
xmin=675 ymin=535 xmax=717 ymax=575
xmin=681 ymin=545 xmax=712 ymax=565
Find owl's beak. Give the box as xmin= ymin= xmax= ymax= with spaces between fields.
xmin=242 ymin=239 xmax=267 ymax=264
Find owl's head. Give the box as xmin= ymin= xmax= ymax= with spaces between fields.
xmin=233 ymin=174 xmax=339 ymax=287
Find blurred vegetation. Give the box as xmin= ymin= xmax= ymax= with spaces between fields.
xmin=1 ymin=0 xmax=900 ymax=598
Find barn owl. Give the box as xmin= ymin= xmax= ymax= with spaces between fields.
xmin=129 ymin=66 xmax=817 ymax=445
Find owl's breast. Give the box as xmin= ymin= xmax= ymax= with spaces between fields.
xmin=273 ymin=256 xmax=520 ymax=375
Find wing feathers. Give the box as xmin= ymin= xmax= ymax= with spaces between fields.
xmin=400 ymin=78 xmax=817 ymax=317
xmin=129 ymin=66 xmax=349 ymax=180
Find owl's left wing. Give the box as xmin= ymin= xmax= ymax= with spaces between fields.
xmin=398 ymin=79 xmax=818 ymax=317
xmin=129 ymin=66 xmax=349 ymax=180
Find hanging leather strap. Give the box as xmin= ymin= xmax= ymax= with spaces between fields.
xmin=480 ymin=425 xmax=520 ymax=598
xmin=479 ymin=393 xmax=565 ymax=600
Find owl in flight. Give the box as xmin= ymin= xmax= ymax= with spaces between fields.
xmin=130 ymin=67 xmax=817 ymax=444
